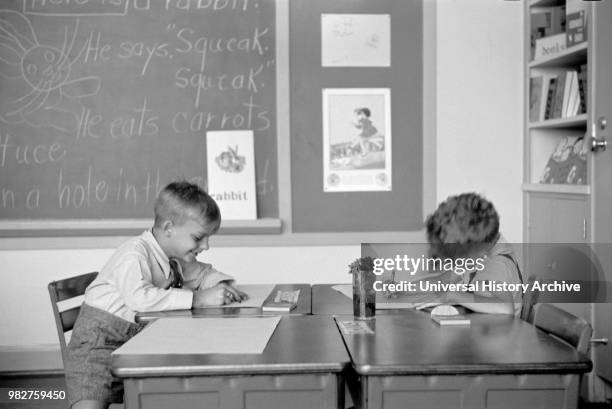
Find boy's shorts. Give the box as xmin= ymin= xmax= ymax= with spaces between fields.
xmin=65 ymin=303 xmax=145 ymax=406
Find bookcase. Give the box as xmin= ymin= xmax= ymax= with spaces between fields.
xmin=524 ymin=0 xmax=590 ymax=246
xmin=524 ymin=1 xmax=612 ymax=402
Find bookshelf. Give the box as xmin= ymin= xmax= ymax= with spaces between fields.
xmin=524 ymin=0 xmax=590 ymax=245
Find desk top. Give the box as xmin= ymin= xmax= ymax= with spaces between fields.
xmin=135 ymin=284 xmax=311 ymax=322
xmin=312 ymin=284 xmax=352 ymax=315
xmin=112 ymin=315 xmax=350 ymax=378
xmin=336 ymin=312 xmax=592 ymax=376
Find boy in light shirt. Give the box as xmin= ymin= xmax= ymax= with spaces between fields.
xmin=65 ymin=181 xmax=247 ymax=409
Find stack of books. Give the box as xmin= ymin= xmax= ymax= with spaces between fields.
xmin=529 ymin=64 xmax=587 ymax=123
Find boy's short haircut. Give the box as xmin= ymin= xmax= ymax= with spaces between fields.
xmin=354 ymin=107 xmax=371 ymax=117
xmin=154 ymin=181 xmax=221 ymax=231
xmin=425 ymin=192 xmax=499 ymax=258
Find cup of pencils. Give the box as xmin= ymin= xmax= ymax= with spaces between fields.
xmin=349 ymin=257 xmax=376 ymax=320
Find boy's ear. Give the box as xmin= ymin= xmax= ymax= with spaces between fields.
xmin=162 ymin=220 xmax=175 ymax=236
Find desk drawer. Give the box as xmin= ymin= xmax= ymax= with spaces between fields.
xmin=123 ymin=373 xmax=343 ymax=409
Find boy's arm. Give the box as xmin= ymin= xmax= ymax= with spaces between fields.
xmin=445 ymin=257 xmax=518 ymax=315
xmin=181 ymin=260 xmax=234 ymax=289
xmin=116 ymin=257 xmax=193 ymax=312
xmin=182 ymin=261 xmax=248 ymax=304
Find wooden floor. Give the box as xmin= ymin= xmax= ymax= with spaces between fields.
xmin=1 ymin=373 xmax=611 ymax=409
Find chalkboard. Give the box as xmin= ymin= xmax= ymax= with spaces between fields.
xmin=0 ymin=0 xmax=277 ymax=221
xmin=290 ymin=0 xmax=423 ymax=232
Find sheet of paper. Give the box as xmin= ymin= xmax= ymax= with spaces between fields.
xmin=321 ymin=14 xmax=391 ymax=67
xmin=197 ymin=284 xmax=275 ymax=308
xmin=332 ymin=284 xmax=433 ymax=310
xmin=332 ymin=284 xmax=352 ymax=299
xmin=113 ymin=316 xmax=281 ymax=355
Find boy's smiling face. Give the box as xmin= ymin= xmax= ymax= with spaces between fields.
xmin=165 ymin=217 xmax=217 ymax=263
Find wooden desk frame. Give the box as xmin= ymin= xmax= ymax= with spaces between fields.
xmin=113 ymin=315 xmax=349 ymax=409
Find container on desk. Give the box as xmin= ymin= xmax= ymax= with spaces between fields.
xmin=352 ymin=269 xmax=376 ymax=320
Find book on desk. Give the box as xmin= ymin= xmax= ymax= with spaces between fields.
xmin=430 ymin=304 xmax=471 ymax=326
xmin=262 ymin=301 xmax=298 ymax=312
xmin=262 ymin=289 xmax=300 ymax=312
xmin=431 ymin=314 xmax=471 ymax=326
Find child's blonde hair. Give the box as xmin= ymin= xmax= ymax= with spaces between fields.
xmin=154 ymin=181 xmax=220 ymax=231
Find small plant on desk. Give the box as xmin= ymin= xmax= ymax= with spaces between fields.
xmin=349 ymin=257 xmax=376 ymax=319
xmin=348 ymin=256 xmax=374 ymax=275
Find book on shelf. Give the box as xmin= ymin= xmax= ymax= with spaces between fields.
xmin=530 ymin=73 xmax=555 ymax=123
xmin=529 ymin=76 xmax=544 ymax=122
xmin=551 ymin=71 xmax=567 ymax=119
xmin=534 ymin=32 xmax=567 ymax=61
xmin=544 ymin=76 xmax=558 ymax=120
xmin=564 ymin=70 xmax=580 ymax=118
xmin=566 ymin=0 xmax=588 ymax=47
xmin=540 ymin=136 xmax=587 ymax=185
xmin=530 ymin=5 xmax=566 ymax=61
xmin=577 ymin=63 xmax=587 ymax=114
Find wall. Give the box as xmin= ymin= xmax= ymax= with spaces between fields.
xmin=0 ymin=0 xmax=524 ymax=370
xmin=436 ymin=0 xmax=524 ymax=242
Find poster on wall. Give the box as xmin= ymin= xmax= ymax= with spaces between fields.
xmin=321 ymin=14 xmax=391 ymax=67
xmin=206 ymin=130 xmax=257 ymax=220
xmin=322 ymin=88 xmax=392 ymax=192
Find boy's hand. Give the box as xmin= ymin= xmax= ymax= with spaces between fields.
xmin=192 ymin=285 xmax=226 ymax=307
xmin=223 ymin=283 xmax=249 ymax=303
xmin=192 ymin=283 xmax=249 ymax=308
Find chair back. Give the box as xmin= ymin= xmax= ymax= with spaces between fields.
xmin=48 ymin=272 xmax=98 ymax=365
xmin=533 ymin=303 xmax=592 ymax=355
xmin=519 ymin=275 xmax=539 ymax=323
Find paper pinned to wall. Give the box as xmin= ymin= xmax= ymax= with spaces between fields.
xmin=113 ymin=316 xmax=281 ymax=355
xmin=206 ymin=130 xmax=257 ymax=220
xmin=321 ymin=14 xmax=391 ymax=67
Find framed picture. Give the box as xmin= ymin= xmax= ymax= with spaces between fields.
xmin=322 ymin=88 xmax=392 ymax=192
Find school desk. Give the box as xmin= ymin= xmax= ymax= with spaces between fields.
xmin=111 ymin=315 xmax=350 ymax=409
xmin=336 ymin=313 xmax=592 ymax=409
xmin=135 ymin=283 xmax=312 ymax=322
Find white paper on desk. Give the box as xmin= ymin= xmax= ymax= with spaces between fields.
xmin=332 ymin=284 xmax=436 ymax=310
xmin=196 ymin=284 xmax=275 ymax=308
xmin=113 ymin=316 xmax=281 ymax=355
xmin=332 ymin=284 xmax=352 ymax=299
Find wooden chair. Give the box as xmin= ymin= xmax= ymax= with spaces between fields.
xmin=519 ymin=275 xmax=539 ymax=323
xmin=532 ymin=303 xmax=592 ymax=355
xmin=48 ymin=272 xmax=98 ymax=365
xmin=49 ymin=272 xmax=128 ymax=409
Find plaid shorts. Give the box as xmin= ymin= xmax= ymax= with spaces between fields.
xmin=65 ymin=303 xmax=145 ymax=406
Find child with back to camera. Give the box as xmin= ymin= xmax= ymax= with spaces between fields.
xmin=401 ymin=193 xmax=523 ymax=315
xmin=65 ymin=181 xmax=248 ymax=409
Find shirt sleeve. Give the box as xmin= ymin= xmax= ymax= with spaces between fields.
xmin=473 ymin=255 xmax=519 ymax=284
xmin=181 ymin=260 xmax=234 ymax=290
xmin=115 ymin=255 xmax=193 ymax=312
